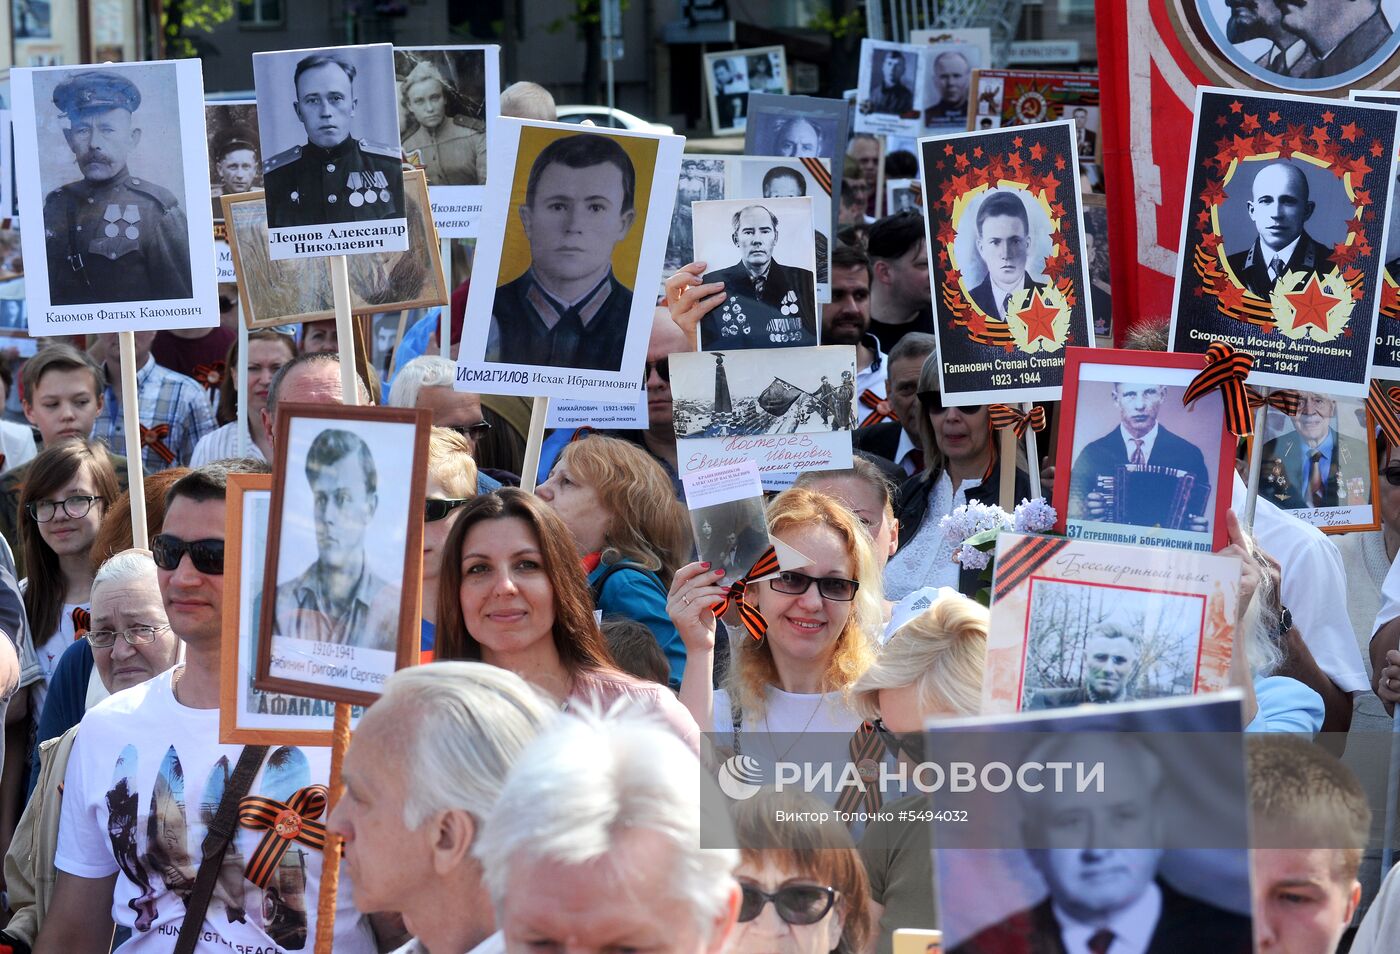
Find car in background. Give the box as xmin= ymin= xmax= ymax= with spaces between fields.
xmin=556 ymin=105 xmax=675 ymax=135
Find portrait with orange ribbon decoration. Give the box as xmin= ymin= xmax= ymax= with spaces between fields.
xmin=1169 ymin=87 xmax=1399 ymax=396
xmin=918 ymin=118 xmax=1095 ymax=406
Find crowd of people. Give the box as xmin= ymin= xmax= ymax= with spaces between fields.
xmin=0 ymin=74 xmax=1380 ymax=954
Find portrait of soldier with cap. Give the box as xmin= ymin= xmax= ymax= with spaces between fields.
xmin=208 ymin=120 xmax=260 ymax=220
xmin=397 ymin=53 xmax=487 ymax=187
xmin=258 ymin=49 xmax=406 ymax=229
xmin=41 ymin=69 xmax=193 ymax=306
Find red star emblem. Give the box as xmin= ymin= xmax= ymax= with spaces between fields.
xmin=1017 ymin=290 xmax=1059 ymax=343
xmin=1007 ymin=152 xmax=1025 ymax=174
xmin=1229 ymin=100 xmax=1244 ymax=114
xmin=1201 ymin=232 xmax=1223 ymax=252
xmin=1216 ymin=115 xmax=1229 ymax=127
xmin=1322 ymin=110 xmax=1335 ymax=124
xmin=1013 ymin=136 xmax=1023 ymax=148
xmin=1310 ymin=125 xmax=1331 ymax=148
xmin=1341 ymin=122 xmax=1361 ymax=142
xmin=1196 ymin=209 xmax=1212 ymax=229
xmin=1200 ymin=180 xmax=1227 ymax=207
xmin=1268 ymin=111 xmax=1281 ymax=124
xmin=955 ymin=152 xmax=970 ymax=169
xmin=1242 ymin=113 xmax=1260 ymax=132
xmin=1372 ymin=140 xmax=1386 ymax=158
xmin=973 ymin=146 xmax=984 ymax=159
xmin=937 ymin=221 xmax=957 ymax=245
xmin=1286 ymin=275 xmax=1341 ymax=333
xmin=1384 ymin=281 xmax=1400 ymax=314
xmin=1347 ymin=153 xmax=1373 ymax=182
xmin=946 ymin=269 xmax=962 ymax=285
xmin=1332 ymin=240 xmax=1359 ymax=268
xmin=1229 ymin=134 xmax=1255 ymax=160
xmin=1029 ymin=142 xmax=1046 ymax=161
xmin=1216 ymin=282 xmax=1246 ymax=312
xmin=1055 ymin=155 xmax=1066 ymax=170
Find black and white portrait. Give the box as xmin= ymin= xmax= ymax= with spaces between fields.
xmin=887 ymin=178 xmax=917 ymax=214
xmin=665 ymin=157 xmax=727 ymax=273
xmin=737 ymin=158 xmax=832 ymax=295
xmin=865 ymin=44 xmax=918 ymax=116
xmin=693 ymin=196 xmax=819 ymax=351
xmin=372 ymin=313 xmax=400 ymax=378
xmin=745 ymin=50 xmax=786 ymax=93
xmin=745 ymin=94 xmax=848 ymax=239
xmin=1198 ymin=0 xmax=1399 ymax=83
xmin=1069 ymin=104 xmax=1100 ymax=160
xmin=12 ymin=60 xmax=219 ymax=335
xmin=923 ymin=42 xmax=979 ymax=130
xmin=206 ymin=101 xmax=261 ymax=222
xmin=690 ymin=497 xmax=771 ymax=587
xmin=704 ymin=53 xmax=750 ymax=135
xmin=975 ymin=75 xmax=1004 ymax=117
xmin=1083 ymin=195 xmax=1112 ymax=336
xmin=252 ymin=43 xmax=408 ymax=258
xmin=954 ymin=187 xmax=1053 ymax=323
xmin=395 ymin=46 xmax=491 ymax=188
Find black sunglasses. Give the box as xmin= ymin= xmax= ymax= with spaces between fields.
xmin=738 ymin=883 xmax=837 ymax=925
xmin=644 ymin=358 xmax=670 ymax=383
xmin=425 ymin=497 xmax=471 ymax=522
xmin=1383 ymin=466 xmax=1400 ymax=488
xmin=448 ymin=421 xmax=492 ymax=443
xmin=768 ymin=570 xmax=859 ymax=602
xmin=151 ymin=534 xmax=225 ymax=575
xmin=917 ymin=390 xmax=977 ymax=415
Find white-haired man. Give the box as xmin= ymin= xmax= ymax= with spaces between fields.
xmin=478 ymin=708 xmax=741 ymax=954
xmin=387 ymin=356 xmax=500 ymax=492
xmin=328 ymin=662 xmax=556 ymax=954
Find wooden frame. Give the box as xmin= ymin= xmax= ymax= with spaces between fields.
xmin=222 ymin=168 xmax=446 ymax=329
xmin=1052 ymin=346 xmax=1235 ymax=552
xmin=255 ymin=403 xmax=430 ymax=708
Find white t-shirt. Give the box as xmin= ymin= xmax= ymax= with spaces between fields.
xmin=29 ymin=599 xmax=87 ymax=717
xmin=712 ymin=686 xmax=861 ymax=736
xmin=57 ymin=669 xmax=376 ymax=953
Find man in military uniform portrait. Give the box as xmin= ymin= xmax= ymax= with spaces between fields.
xmin=1226 ymin=160 xmax=1329 ymax=299
xmin=868 ymin=49 xmax=915 ymax=116
xmin=262 ymin=52 xmax=405 ymax=229
xmin=485 ymin=133 xmax=639 ymax=372
xmin=209 ymin=125 xmax=259 ymax=220
xmin=398 ymin=58 xmax=486 ymax=187
xmin=1260 ymin=391 xmax=1368 ymax=509
xmin=42 ymin=70 xmax=193 ymax=306
xmin=699 ymin=203 xmax=818 ymax=350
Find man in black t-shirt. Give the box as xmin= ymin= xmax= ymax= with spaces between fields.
xmin=866 ymin=211 xmax=934 ymax=353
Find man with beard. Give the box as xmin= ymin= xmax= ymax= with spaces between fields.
xmin=1028 ymin=624 xmax=1140 ymax=709
xmin=43 ymin=70 xmax=193 ymax=305
xmin=1261 ymin=391 xmax=1368 ymax=509
xmin=700 ymin=204 xmax=817 ymax=350
xmin=1226 ymin=0 xmax=1318 ymax=75
xmin=923 ymin=50 xmax=972 ymax=127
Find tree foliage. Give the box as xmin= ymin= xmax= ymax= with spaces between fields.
xmin=162 ymin=0 xmax=236 ymax=59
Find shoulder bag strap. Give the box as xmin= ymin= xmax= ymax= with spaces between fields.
xmin=174 ymin=744 xmax=269 ymax=954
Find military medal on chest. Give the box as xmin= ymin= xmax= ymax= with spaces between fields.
xmin=103 ymin=204 xmax=140 ymax=240
xmin=347 ymin=170 xmax=391 ymax=208
xmin=719 ymin=299 xmax=751 ymax=339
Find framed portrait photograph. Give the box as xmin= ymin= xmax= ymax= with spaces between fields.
xmin=1082 ymin=193 xmax=1112 ymax=339
xmin=1352 ymin=90 xmax=1400 ymax=376
xmin=855 ymin=39 xmax=926 ymax=138
xmin=11 ymin=59 xmax=220 ymax=336
xmin=918 ymin=40 xmax=980 ymax=133
xmin=251 ymin=42 xmax=409 ymax=260
xmin=665 ymin=156 xmax=728 ymax=274
xmin=205 ymin=99 xmax=261 ymax=223
xmin=919 ymin=119 xmax=1095 ymax=404
xmin=745 ymin=93 xmax=848 ymax=239
xmin=701 ymin=46 xmax=788 ymax=137
xmin=911 ymin=26 xmax=993 ymax=65
xmin=965 ymin=69 xmax=1101 ymax=134
xmin=456 ymin=118 xmax=682 ymax=400
xmin=692 ymin=195 xmax=819 ymax=351
xmin=669 ymin=345 xmax=858 ymax=489
xmin=1256 ymin=388 xmax=1380 ymax=533
xmin=223 ymin=169 xmax=446 ymax=329
xmin=256 ymin=404 xmax=430 ymax=707
xmin=221 ymin=474 xmax=365 ymax=745
xmin=1051 ymin=347 xmax=1235 ymax=552
xmin=733 ymin=157 xmax=832 ymax=301
xmin=394 ymin=45 xmax=500 ymax=238
xmin=682 ymin=461 xmax=776 ymax=587
xmin=1169 ymin=87 xmax=1399 ymax=396
xmin=887 ymin=177 xmax=918 ymax=214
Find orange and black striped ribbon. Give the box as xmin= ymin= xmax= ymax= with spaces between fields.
xmin=1245 ymin=385 xmax=1301 ymax=417
xmin=992 ymin=535 xmax=1071 ymax=604
xmin=238 ymin=785 xmax=330 ymax=889
xmin=193 ymin=361 xmax=226 ymax=393
xmin=801 ymin=156 xmax=833 ymax=196
xmin=834 ymin=721 xmax=886 ymax=818
xmin=713 ymin=546 xmax=780 ymax=641
xmin=139 ymin=424 xmax=177 ymax=465
xmin=1367 ymin=381 xmax=1400 ymax=447
xmin=858 ymin=389 xmax=895 ymax=427
xmin=988 ymin=404 xmax=1047 ymax=439
xmin=1182 ymin=341 xmax=1256 ymax=437
xmin=71 ymin=606 xmax=90 ymax=640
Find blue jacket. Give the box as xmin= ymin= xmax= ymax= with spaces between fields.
xmin=588 ymin=562 xmax=686 ymax=690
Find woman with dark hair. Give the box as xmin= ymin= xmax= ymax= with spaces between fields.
xmin=191 ymin=329 xmax=295 ymax=465
xmin=434 ymin=489 xmax=698 ymax=748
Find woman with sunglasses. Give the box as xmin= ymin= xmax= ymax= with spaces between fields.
xmin=420 ymin=427 xmax=478 ymax=658
xmin=884 ymin=352 xmax=1031 ymax=601
xmin=536 ymin=434 xmax=691 ymax=688
xmin=669 ymin=487 xmax=881 ymax=738
xmin=434 ymin=489 xmax=699 ymax=748
xmin=730 ymin=788 xmax=873 ymax=954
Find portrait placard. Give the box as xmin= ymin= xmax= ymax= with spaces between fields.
xmin=910 ymin=27 xmax=993 ymax=67
xmin=1052 ymin=347 xmax=1235 ymax=552
xmin=223 ymin=170 xmax=445 ymax=329
xmin=919 ymin=119 xmax=1095 ymax=404
xmin=251 ymin=43 xmax=408 ymax=260
xmin=692 ymin=195 xmax=818 ymax=351
xmin=665 ymin=156 xmax=728 ymax=275
xmin=855 ymin=39 xmax=928 ymax=138
xmin=966 ymin=69 xmax=1101 ymax=159
xmin=455 ymin=118 xmax=681 ymax=400
xmin=394 ymin=45 xmax=500 ymax=238
xmin=1255 ymin=387 xmax=1379 ymax=533
xmin=1082 ymin=193 xmax=1112 ymax=339
xmin=981 ymin=532 xmax=1240 ymax=713
xmin=11 ymin=60 xmax=219 ymax=335
xmin=1351 ymin=90 xmax=1400 ymax=376
xmin=221 ymin=474 xmax=364 ymax=745
xmin=702 ymin=46 xmax=788 ymax=136
xmin=917 ymin=41 xmax=981 ymax=133
xmin=682 ymin=460 xmax=784 ymax=587
xmin=256 ymin=404 xmax=430 ymax=707
xmin=1168 ymin=87 xmax=1398 ymax=396
xmin=744 ymin=93 xmax=848 ymax=239
xmin=205 ymin=99 xmax=260 ymax=223
xmin=669 ymin=345 xmax=857 ymax=490
xmin=887 ymin=178 xmax=918 ymax=214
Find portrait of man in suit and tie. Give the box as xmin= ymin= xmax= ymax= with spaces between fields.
xmin=966 ymin=189 xmax=1047 ymax=323
xmin=1225 ymin=159 xmax=1330 ymax=300
xmin=1260 ymin=390 xmax=1369 ymax=511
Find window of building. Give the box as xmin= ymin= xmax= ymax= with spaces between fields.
xmin=238 ymin=0 xmax=284 ymax=28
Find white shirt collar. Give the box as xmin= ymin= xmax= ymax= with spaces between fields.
xmin=1119 ymin=422 xmax=1160 ymax=462
xmin=1052 ymin=880 xmax=1162 ymax=954
xmin=990 ymin=276 xmax=1024 ymax=318
xmin=1263 ymin=236 xmax=1300 ymax=271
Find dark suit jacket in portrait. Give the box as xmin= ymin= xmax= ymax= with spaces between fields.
xmin=1068 ymin=424 xmax=1211 ymax=524
xmin=969 ymin=273 xmax=1047 ymax=322
xmin=1303 ymin=9 xmax=1391 ymax=78
xmin=700 ymin=260 xmax=818 ymax=350
xmin=487 ymin=270 xmax=633 ymax=371
xmin=1261 ymin=426 xmax=1368 ymax=509
xmin=1024 ymin=685 xmax=1121 ymax=710
xmin=1225 ymin=230 xmax=1329 ymax=300
xmin=871 ymin=81 xmax=915 ymax=116
xmin=949 ymin=881 xmax=1253 ymax=954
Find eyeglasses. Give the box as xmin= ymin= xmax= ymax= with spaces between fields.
xmin=738 ymin=883 xmax=837 ymax=925
xmin=151 ymin=534 xmax=226 ymax=575
xmin=87 ymin=623 xmax=171 ymax=649
xmin=425 ymin=497 xmax=471 ymax=522
xmin=917 ymin=391 xmax=977 ymax=415
xmin=768 ymin=571 xmax=859 ymax=602
xmin=644 ymin=358 xmax=670 ymax=383
xmin=26 ymin=494 xmax=103 ymax=523
xmin=873 ymin=717 xmax=925 ymax=762
xmin=1383 ymin=466 xmax=1400 ymax=487
xmin=448 ymin=421 xmax=492 ymax=444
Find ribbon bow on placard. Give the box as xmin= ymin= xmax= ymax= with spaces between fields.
xmin=139 ymin=424 xmax=176 ymax=465
xmin=988 ymin=404 xmax=1047 ymax=438
xmin=1182 ymin=341 xmax=1256 ymax=436
xmin=858 ymin=389 xmax=895 ymax=427
xmin=193 ymin=362 xmax=225 ymax=392
xmin=71 ymin=606 xmax=90 ymax=640
xmin=713 ymin=546 xmax=781 ymax=641
xmin=1367 ymin=381 xmax=1400 ymax=447
xmin=1245 ymin=385 xmax=1301 ymax=417
xmin=238 ymin=785 xmax=330 ymax=888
